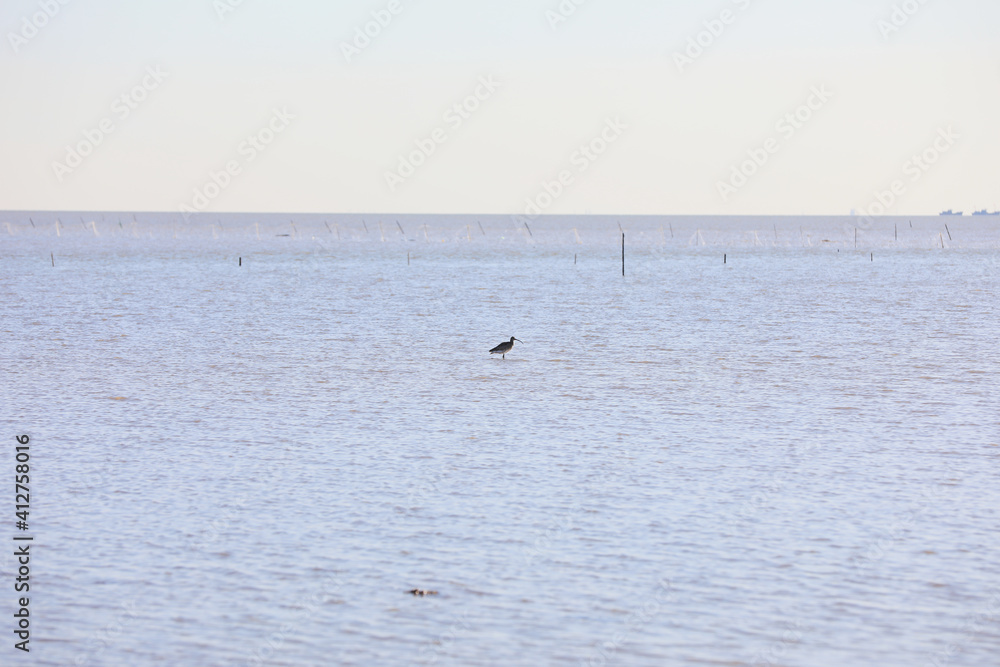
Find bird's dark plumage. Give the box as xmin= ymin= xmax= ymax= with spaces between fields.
xmin=490 ymin=336 xmax=522 ymax=359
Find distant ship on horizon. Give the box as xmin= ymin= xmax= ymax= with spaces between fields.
xmin=972 ymin=209 xmax=999 ymax=216
xmin=939 ymin=210 xmax=963 ymax=216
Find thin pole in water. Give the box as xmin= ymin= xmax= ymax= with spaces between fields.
xmin=870 ymin=253 xmax=873 ymax=262
xmin=396 ymin=220 xmax=405 ymax=236
xmin=724 ymin=253 xmax=727 ymax=264
xmin=945 ymin=224 xmax=952 ymax=241
xmin=29 ymin=218 xmax=35 ymax=228
xmin=895 ymin=223 xmax=897 ymax=241
xmin=50 ymin=252 xmax=54 ymax=267
xmin=622 ymin=232 xmax=625 ymax=276
xmin=478 ymin=221 xmax=486 ymax=236
xmin=575 ymin=253 xmax=577 ymax=265
xmin=524 ymin=221 xmax=532 ymax=237
xmin=239 ymin=257 xmax=242 ymax=266
xmin=669 ymin=222 xmax=674 ymax=238
xmin=407 ymin=251 xmax=410 ymax=266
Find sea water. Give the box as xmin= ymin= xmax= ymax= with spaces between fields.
xmin=2 ymin=213 xmax=999 ymax=666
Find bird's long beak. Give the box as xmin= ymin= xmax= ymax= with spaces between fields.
xmin=514 ymin=338 xmax=523 ymax=343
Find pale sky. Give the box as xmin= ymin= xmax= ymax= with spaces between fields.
xmin=1 ymin=0 xmax=998 ymax=215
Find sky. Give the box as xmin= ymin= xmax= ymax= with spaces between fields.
xmin=0 ymin=0 xmax=998 ymax=216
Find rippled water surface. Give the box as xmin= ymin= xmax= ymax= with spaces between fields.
xmin=2 ymin=214 xmax=999 ymax=666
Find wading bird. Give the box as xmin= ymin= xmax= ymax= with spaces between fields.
xmin=489 ymin=336 xmax=522 ymax=360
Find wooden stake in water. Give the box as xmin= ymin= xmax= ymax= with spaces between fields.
xmin=50 ymin=252 xmax=54 ymax=267
xmin=622 ymin=233 xmax=625 ymax=276
xmin=239 ymin=257 xmax=242 ymax=266
xmin=523 ymin=222 xmax=532 ymax=237
xmin=870 ymin=253 xmax=873 ymax=262
xmin=29 ymin=218 xmax=35 ymax=228
xmin=575 ymin=253 xmax=577 ymax=265
xmin=669 ymin=222 xmax=674 ymax=238
xmin=945 ymin=224 xmax=952 ymax=241
xmin=724 ymin=253 xmax=727 ymax=264
xmin=478 ymin=221 xmax=486 ymax=236
xmin=325 ymin=221 xmax=333 ymax=234
xmin=407 ymin=251 xmax=410 ymax=266
xmin=396 ymin=220 xmax=405 ymax=236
